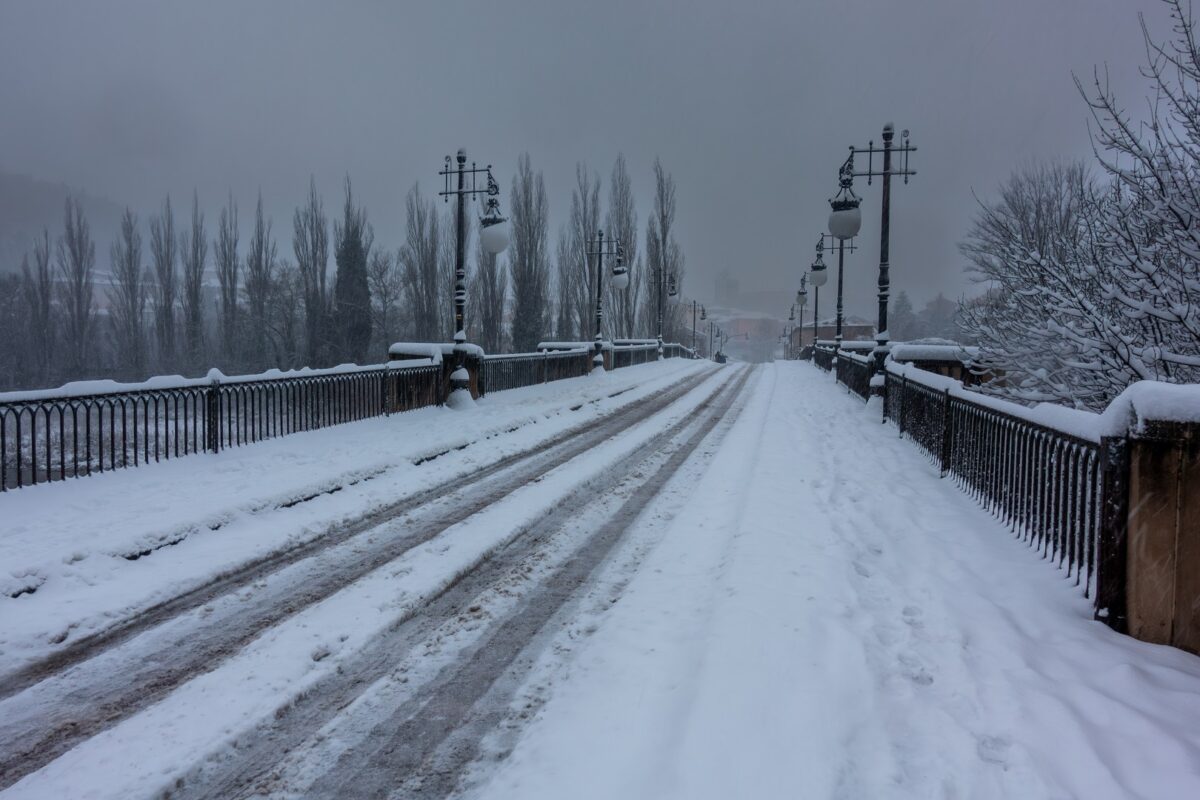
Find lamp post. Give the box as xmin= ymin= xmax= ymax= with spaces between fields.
xmin=787 ymin=304 xmax=795 ymax=359
xmin=796 ymin=276 xmax=808 ymax=353
xmin=438 ymin=149 xmax=509 ymax=407
xmin=693 ymin=302 xmax=705 ymax=357
xmin=585 ymin=229 xmax=627 ymax=372
xmin=818 ymin=232 xmax=858 ymax=346
xmin=835 ymin=123 xmax=917 ymax=379
xmin=810 ymin=238 xmax=828 ymax=349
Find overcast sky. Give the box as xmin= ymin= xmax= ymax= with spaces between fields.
xmin=0 ymin=0 xmax=1167 ymax=319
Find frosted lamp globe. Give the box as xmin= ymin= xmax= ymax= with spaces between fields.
xmin=828 ymin=205 xmax=862 ymax=240
xmin=480 ymin=219 xmax=510 ymax=254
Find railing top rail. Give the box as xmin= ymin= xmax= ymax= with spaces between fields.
xmin=838 ymin=349 xmax=873 ymax=365
xmin=886 ymin=360 xmax=1120 ymax=445
xmin=0 ymin=360 xmax=441 ymax=407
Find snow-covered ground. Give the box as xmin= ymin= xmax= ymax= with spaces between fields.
xmin=0 ymin=359 xmax=708 ymax=675
xmin=2 ymin=360 xmax=1198 ymax=800
xmin=472 ymin=362 xmax=1200 ymax=800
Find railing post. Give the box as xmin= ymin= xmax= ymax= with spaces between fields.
xmin=1095 ymin=435 xmax=1130 ymax=633
xmin=939 ymin=387 xmax=953 ymax=476
xmin=897 ymin=374 xmax=907 ymax=437
xmin=205 ymin=373 xmax=221 ymax=454
xmin=382 ymin=364 xmax=392 ymax=416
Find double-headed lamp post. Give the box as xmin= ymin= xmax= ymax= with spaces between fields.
xmin=832 ymin=123 xmax=917 ymax=380
xmin=585 ymin=229 xmax=627 ymax=372
xmin=439 ymin=149 xmax=509 ymax=407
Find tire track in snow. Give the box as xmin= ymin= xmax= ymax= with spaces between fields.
xmin=177 ymin=367 xmax=753 ymax=800
xmin=0 ymin=368 xmax=721 ymax=791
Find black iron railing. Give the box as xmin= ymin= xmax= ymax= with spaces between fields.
xmin=0 ymin=363 xmax=445 ymax=491
xmin=836 ymin=349 xmax=873 ymax=401
xmin=813 ymin=345 xmax=835 ymax=371
xmin=612 ymin=345 xmax=657 ymax=369
xmin=479 ymin=350 xmax=592 ymax=395
xmin=882 ymin=364 xmax=1127 ymax=620
xmin=3 ymin=343 xmax=698 ymax=492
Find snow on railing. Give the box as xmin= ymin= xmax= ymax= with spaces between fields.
xmin=879 ymin=359 xmax=1144 ymax=623
xmin=2 ymin=342 xmax=700 ymax=492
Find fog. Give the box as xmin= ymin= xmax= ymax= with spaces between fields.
xmin=0 ymin=0 xmax=1163 ymax=318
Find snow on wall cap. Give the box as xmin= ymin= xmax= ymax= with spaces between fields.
xmin=387 ymin=342 xmax=486 ymax=363
xmin=889 ymin=344 xmax=979 ymax=363
xmin=1106 ymin=381 xmax=1200 ymax=430
xmin=536 ymin=341 xmax=612 ymax=351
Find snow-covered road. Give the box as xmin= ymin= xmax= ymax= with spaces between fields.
xmin=472 ymin=362 xmax=1200 ymax=800
xmin=2 ymin=360 xmax=1198 ymax=800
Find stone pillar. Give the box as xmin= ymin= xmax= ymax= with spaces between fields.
xmin=1125 ymin=421 xmax=1200 ymax=653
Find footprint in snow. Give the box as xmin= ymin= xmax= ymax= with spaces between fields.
xmin=902 ymin=605 xmax=924 ymax=628
xmin=976 ymin=735 xmax=1011 ymax=768
xmin=852 ymin=562 xmax=871 ymax=578
xmin=897 ymin=651 xmax=934 ymax=686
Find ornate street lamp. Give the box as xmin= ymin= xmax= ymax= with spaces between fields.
xmin=439 ymin=149 xmax=509 ymax=407
xmin=839 ymin=123 xmax=917 ymax=380
xmin=796 ymin=276 xmax=808 ymax=352
xmin=585 ymin=229 xmax=627 ymax=372
xmin=810 ymin=238 xmax=828 ymax=349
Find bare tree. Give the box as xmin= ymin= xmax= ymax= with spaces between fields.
xmin=149 ymin=195 xmax=177 ymax=370
xmin=293 ymin=178 xmax=331 ymax=367
xmin=553 ymin=230 xmax=575 ymax=340
xmin=108 ymin=208 xmax=148 ymax=379
xmin=57 ymin=197 xmax=96 ymax=379
xmin=21 ymin=230 xmax=56 ymax=384
xmin=367 ymin=249 xmax=403 ymax=356
xmin=644 ymin=159 xmax=683 ymax=347
xmin=508 ymin=153 xmax=551 ymax=351
xmin=180 ymin=191 xmax=208 ymax=371
xmin=214 ymin=194 xmax=240 ymax=367
xmin=564 ymin=164 xmax=601 ymax=340
xmin=400 ymin=184 xmax=444 ymax=341
xmin=0 ymin=275 xmax=30 ymax=389
xmin=332 ymin=177 xmax=374 ymax=363
xmin=606 ymin=154 xmax=639 ymax=340
xmin=470 ymin=245 xmax=507 ymax=353
xmin=244 ymin=193 xmax=277 ymax=369
xmin=269 ymin=260 xmax=303 ymax=369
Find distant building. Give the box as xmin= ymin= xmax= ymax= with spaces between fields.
xmin=789 ymin=315 xmax=875 ymax=350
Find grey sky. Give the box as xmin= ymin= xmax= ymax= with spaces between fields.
xmin=0 ymin=0 xmax=1163 ymax=320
